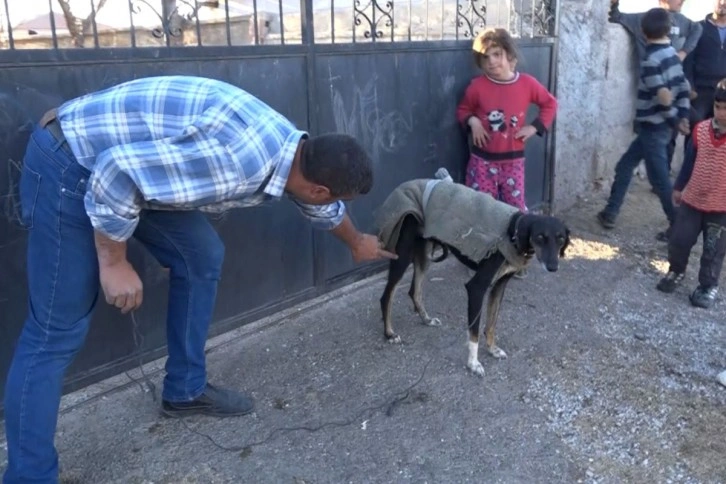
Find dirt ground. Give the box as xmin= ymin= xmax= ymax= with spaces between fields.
xmin=1 ymin=177 xmax=725 ymax=483
xmin=537 ymin=178 xmax=726 ymax=483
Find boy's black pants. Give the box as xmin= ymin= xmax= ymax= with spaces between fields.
xmin=668 ymin=203 xmax=726 ymax=287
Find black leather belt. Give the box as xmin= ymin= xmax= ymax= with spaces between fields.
xmin=39 ymin=108 xmax=74 ymax=157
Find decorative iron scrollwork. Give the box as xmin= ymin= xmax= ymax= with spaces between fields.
xmin=456 ymin=0 xmax=486 ymax=38
xmin=130 ymin=0 xmax=203 ymax=38
xmin=533 ymin=0 xmax=555 ymax=37
xmin=354 ymin=0 xmax=394 ymax=40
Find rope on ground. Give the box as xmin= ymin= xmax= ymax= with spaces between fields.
xmin=126 ymin=304 xmax=483 ymax=454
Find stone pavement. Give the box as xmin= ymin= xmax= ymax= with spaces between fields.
xmin=1 ymin=179 xmax=725 ymax=483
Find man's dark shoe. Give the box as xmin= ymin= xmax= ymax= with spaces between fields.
xmin=689 ymin=285 xmax=718 ymax=309
xmin=597 ymin=211 xmax=616 ymax=229
xmin=656 ymin=271 xmax=684 ymax=293
xmin=161 ymin=383 xmax=254 ymax=418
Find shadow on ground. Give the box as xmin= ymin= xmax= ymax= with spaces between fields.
xmin=1 ymin=179 xmax=724 ymax=483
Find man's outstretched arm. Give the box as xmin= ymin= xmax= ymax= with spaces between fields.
xmin=330 ymin=213 xmax=398 ymax=262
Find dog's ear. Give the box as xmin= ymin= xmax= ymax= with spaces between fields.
xmin=559 ymin=227 xmax=571 ymax=258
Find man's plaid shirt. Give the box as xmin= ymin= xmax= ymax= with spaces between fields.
xmin=57 ymin=75 xmax=345 ymax=241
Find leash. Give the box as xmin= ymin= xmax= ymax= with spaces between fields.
xmin=125 ymin=299 xmax=486 ymax=453
xmin=126 ymin=311 xmax=157 ymax=403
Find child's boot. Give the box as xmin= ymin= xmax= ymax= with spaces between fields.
xmin=689 ymin=285 xmax=718 ymax=309
xmin=656 ymin=271 xmax=685 ymax=293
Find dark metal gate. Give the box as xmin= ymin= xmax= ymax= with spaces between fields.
xmin=0 ymin=0 xmax=558 ymax=407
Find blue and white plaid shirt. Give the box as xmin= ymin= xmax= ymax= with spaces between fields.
xmin=57 ymin=75 xmax=345 ymax=242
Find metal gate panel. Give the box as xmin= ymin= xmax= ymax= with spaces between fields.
xmin=0 ymin=0 xmax=558 ymax=407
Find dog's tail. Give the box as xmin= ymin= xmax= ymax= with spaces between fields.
xmin=429 ymin=242 xmax=449 ymax=262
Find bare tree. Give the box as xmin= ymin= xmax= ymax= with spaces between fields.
xmin=56 ymin=0 xmax=219 ymax=47
xmin=56 ymin=0 xmax=109 ymax=47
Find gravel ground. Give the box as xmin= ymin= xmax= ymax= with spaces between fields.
xmin=0 ymin=178 xmax=724 ymax=483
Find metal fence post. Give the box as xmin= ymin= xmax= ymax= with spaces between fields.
xmin=545 ymin=0 xmax=562 ymax=213
xmin=300 ymin=0 xmax=327 ymax=289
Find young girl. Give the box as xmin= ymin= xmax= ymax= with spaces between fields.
xmin=456 ymin=27 xmax=558 ymax=212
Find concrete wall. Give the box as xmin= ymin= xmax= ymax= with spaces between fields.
xmin=552 ymin=0 xmax=640 ymax=211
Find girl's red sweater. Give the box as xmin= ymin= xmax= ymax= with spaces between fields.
xmin=456 ymin=72 xmax=558 ymax=162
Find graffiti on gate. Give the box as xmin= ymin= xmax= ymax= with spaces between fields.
xmin=329 ymin=71 xmax=414 ymax=162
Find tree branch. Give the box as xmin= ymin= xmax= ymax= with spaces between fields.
xmin=56 ymin=0 xmax=109 ymax=47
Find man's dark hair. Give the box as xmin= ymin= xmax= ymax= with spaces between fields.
xmin=715 ymin=78 xmax=726 ymax=104
xmin=641 ymin=8 xmax=671 ymax=40
xmin=300 ymin=133 xmax=373 ymax=196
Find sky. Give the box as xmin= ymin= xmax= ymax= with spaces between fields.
xmin=0 ymin=0 xmax=714 ymax=30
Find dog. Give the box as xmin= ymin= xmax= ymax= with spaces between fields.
xmin=377 ymin=180 xmax=570 ymax=377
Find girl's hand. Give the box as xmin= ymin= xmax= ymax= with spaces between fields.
xmin=672 ymin=190 xmax=682 ymax=207
xmin=468 ymin=117 xmax=490 ymax=148
xmin=515 ymin=125 xmax=537 ymax=142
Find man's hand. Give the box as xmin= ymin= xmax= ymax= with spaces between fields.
xmin=678 ymin=118 xmax=690 ymax=135
xmin=95 ymin=231 xmax=143 ymax=313
xmin=514 ymin=125 xmax=537 ymax=142
xmin=468 ymin=116 xmax=490 ymax=148
xmin=330 ymin=215 xmax=398 ymax=263
xmin=677 ymin=50 xmax=687 ymax=62
xmin=672 ymin=190 xmax=682 ymax=207
xmin=350 ymin=233 xmax=397 ymax=263
xmin=99 ymin=261 xmax=144 ymax=313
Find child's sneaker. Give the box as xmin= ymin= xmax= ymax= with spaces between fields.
xmin=689 ymin=285 xmax=718 ymax=309
xmin=596 ymin=211 xmax=616 ymax=229
xmin=656 ymin=271 xmax=685 ymax=293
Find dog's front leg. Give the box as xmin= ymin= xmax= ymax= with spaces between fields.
xmin=465 ymin=254 xmax=505 ymax=377
xmin=485 ymin=273 xmax=514 ymax=359
xmin=465 ymin=291 xmax=486 ymax=377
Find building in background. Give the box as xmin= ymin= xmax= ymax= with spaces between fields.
xmin=617 ymin=0 xmax=710 ymax=19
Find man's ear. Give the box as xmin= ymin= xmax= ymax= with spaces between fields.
xmin=559 ymin=227 xmax=571 ymax=258
xmin=309 ymin=184 xmax=331 ymax=200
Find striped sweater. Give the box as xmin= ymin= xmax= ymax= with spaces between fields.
xmin=676 ymin=119 xmax=726 ymax=213
xmin=636 ymin=43 xmax=691 ymax=128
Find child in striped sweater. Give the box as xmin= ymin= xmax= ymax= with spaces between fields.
xmin=597 ymin=8 xmax=691 ymax=241
xmin=656 ymin=79 xmax=726 ymax=309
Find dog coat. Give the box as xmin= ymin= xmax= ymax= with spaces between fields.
xmin=375 ymin=179 xmax=528 ymax=269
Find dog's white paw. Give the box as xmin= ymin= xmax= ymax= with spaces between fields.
xmin=424 ymin=317 xmax=442 ymax=326
xmin=386 ymin=334 xmax=402 ymax=344
xmin=488 ymin=346 xmax=508 ymax=359
xmin=467 ymin=360 xmax=486 ymax=377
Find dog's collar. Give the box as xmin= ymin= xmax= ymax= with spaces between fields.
xmin=510 ymin=213 xmax=535 ymax=258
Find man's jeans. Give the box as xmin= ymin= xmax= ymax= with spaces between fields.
xmin=3 ymin=125 xmax=225 ymax=483
xmin=604 ymin=123 xmax=676 ymax=224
